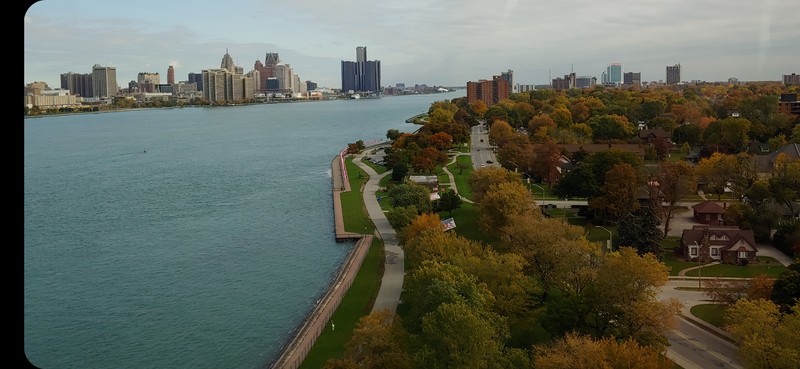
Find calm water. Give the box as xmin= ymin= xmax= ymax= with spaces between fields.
xmin=24 ymin=91 xmax=464 ymax=369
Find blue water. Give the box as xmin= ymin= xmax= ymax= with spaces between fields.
xmin=24 ymin=91 xmax=464 ymax=369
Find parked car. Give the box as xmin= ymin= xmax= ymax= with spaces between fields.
xmin=486 ymin=160 xmax=493 ymax=164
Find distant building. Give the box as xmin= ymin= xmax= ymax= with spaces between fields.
xmin=666 ymin=64 xmax=681 ymax=85
xmin=60 ymin=72 xmax=93 ymax=97
xmin=516 ymin=84 xmax=535 ymax=93
xmin=137 ymin=72 xmax=160 ymax=93
xmin=24 ymin=83 xmax=81 ymax=109
xmin=201 ymin=68 xmax=254 ymax=104
xmin=91 ymin=64 xmax=118 ymax=98
xmin=167 ymin=65 xmax=175 ymax=85
xmin=341 ymin=46 xmax=381 ymax=93
xmin=575 ymin=75 xmax=596 ymax=88
xmin=220 ymin=49 xmax=236 ymax=72
xmin=188 ymin=72 xmax=203 ymax=92
xmin=606 ymin=63 xmax=622 ymax=85
xmin=306 ymin=81 xmax=317 ymax=91
xmin=784 ymin=73 xmax=800 ymax=85
xmin=778 ymin=93 xmax=800 ymax=116
xmin=500 ymin=69 xmax=514 ymax=95
xmin=552 ymin=73 xmax=576 ymax=90
xmin=467 ymin=74 xmax=510 ymax=107
xmin=623 ymin=72 xmax=641 ymax=86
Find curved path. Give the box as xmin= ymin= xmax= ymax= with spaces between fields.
xmin=352 ymin=149 xmax=406 ymax=313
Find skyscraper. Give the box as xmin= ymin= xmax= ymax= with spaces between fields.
xmin=607 ymin=63 xmax=622 ymax=85
xmin=91 ymin=64 xmax=118 ymax=98
xmin=500 ymin=69 xmax=513 ymax=95
xmin=341 ymin=46 xmax=381 ymax=93
xmin=60 ymin=72 xmax=93 ymax=97
xmin=167 ymin=65 xmax=175 ymax=85
xmin=220 ymin=49 xmax=235 ymax=72
xmin=623 ymin=72 xmax=641 ymax=86
xmin=666 ymin=64 xmax=681 ymax=85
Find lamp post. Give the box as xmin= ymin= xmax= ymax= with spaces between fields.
xmin=596 ymin=226 xmax=612 ymax=252
xmin=694 ymin=241 xmax=702 ymax=288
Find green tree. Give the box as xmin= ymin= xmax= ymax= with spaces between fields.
xmin=479 ymin=181 xmax=537 ymax=235
xmin=614 ymin=201 xmax=664 ymax=258
xmin=388 ymin=182 xmax=431 ymax=213
xmin=771 ymin=263 xmax=800 ymax=311
xmin=435 ymin=189 xmax=463 ymax=217
xmin=657 ymin=160 xmax=697 ymax=236
xmin=589 ymin=114 xmax=636 ymax=141
xmin=386 ymin=205 xmax=419 ymax=231
xmin=323 ymin=309 xmax=411 ymax=369
xmin=589 ymin=163 xmax=641 ymax=223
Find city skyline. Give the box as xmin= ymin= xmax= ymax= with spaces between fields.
xmin=24 ymin=0 xmax=799 ymax=89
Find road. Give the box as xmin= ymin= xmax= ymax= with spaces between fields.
xmin=659 ymin=280 xmax=743 ymax=369
xmin=470 ymin=121 xmax=498 ymax=169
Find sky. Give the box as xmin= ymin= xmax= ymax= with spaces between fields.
xmin=24 ymin=0 xmax=799 ymax=89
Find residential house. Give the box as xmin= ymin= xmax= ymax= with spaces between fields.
xmin=681 ymin=225 xmax=758 ymax=265
xmin=638 ymin=128 xmax=671 ymax=145
xmin=692 ymin=200 xmax=726 ymax=225
xmin=752 ymin=143 xmax=800 ymax=180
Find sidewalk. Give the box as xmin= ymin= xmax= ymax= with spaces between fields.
xmin=352 ymin=150 xmax=406 ymax=313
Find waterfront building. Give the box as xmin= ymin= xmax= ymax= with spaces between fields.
xmin=91 ymin=64 xmax=118 ymax=98
xmin=60 ymin=72 xmax=93 ymax=97
xmin=188 ymin=72 xmax=203 ymax=92
xmin=201 ymin=67 xmax=254 ymax=104
xmin=666 ymin=64 xmax=681 ymax=85
xmin=341 ymin=46 xmax=381 ymax=94
xmin=167 ymin=65 xmax=175 ymax=85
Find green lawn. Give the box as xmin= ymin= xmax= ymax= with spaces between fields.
xmin=684 ymin=256 xmax=787 ymax=278
xmin=298 ymin=237 xmax=385 ymax=369
xmin=446 ymin=155 xmax=474 ymax=200
xmin=341 ymin=158 xmax=374 ymax=234
xmin=690 ymin=304 xmax=728 ymax=328
xmin=361 ymin=157 xmax=388 ymax=174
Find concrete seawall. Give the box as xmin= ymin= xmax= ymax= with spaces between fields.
xmin=267 ymin=150 xmax=369 ymax=369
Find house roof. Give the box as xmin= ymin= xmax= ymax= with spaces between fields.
xmin=752 ymin=143 xmax=800 ymax=173
xmin=692 ymin=200 xmax=726 ymax=214
xmin=681 ymin=226 xmax=757 ymax=251
xmin=638 ymin=128 xmax=670 ymax=140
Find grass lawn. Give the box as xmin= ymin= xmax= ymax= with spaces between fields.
xmin=298 ymin=237 xmax=385 ymax=369
xmin=690 ymin=304 xmax=728 ymax=328
xmin=684 ymin=256 xmax=787 ymax=278
xmin=446 ymin=155 xmax=474 ymax=200
xmin=660 ymin=237 xmax=699 ymax=276
xmin=341 ymin=158 xmax=374 ymax=234
xmin=361 ymin=157 xmax=388 ymax=174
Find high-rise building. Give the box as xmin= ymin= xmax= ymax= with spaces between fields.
xmin=188 ymin=72 xmax=203 ymax=91
xmin=167 ymin=65 xmax=175 ymax=85
xmin=137 ymin=72 xmax=160 ymax=93
xmin=91 ymin=64 xmax=118 ymax=98
xmin=341 ymin=46 xmax=381 ymax=93
xmin=220 ymin=49 xmax=236 ymax=72
xmin=607 ymin=63 xmax=622 ymax=85
xmin=466 ymin=73 xmax=510 ymax=107
xmin=575 ymin=75 xmax=596 ymax=88
xmin=666 ymin=64 xmax=681 ymax=85
xmin=623 ymin=72 xmax=641 ymax=86
xmin=552 ymin=73 xmax=576 ymax=90
xmin=60 ymin=72 xmax=93 ymax=97
xmin=201 ymin=68 xmax=253 ymax=103
xmin=500 ymin=69 xmax=513 ymax=95
xmin=783 ymin=73 xmax=800 ymax=85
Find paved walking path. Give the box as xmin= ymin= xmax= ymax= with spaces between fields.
xmin=440 ymin=152 xmax=474 ymax=204
xmin=352 ymin=148 xmax=406 ymax=313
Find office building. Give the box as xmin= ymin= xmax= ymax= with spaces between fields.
xmin=137 ymin=72 xmax=160 ymax=93
xmin=606 ymin=63 xmax=622 ymax=85
xmin=221 ymin=49 xmax=236 ymax=72
xmin=188 ymin=72 xmax=203 ymax=92
xmin=500 ymin=69 xmax=514 ymax=95
xmin=467 ymin=74 xmax=510 ymax=107
xmin=666 ymin=64 xmax=681 ymax=85
xmin=552 ymin=73 xmax=576 ymax=90
xmin=91 ymin=64 xmax=118 ymax=98
xmin=167 ymin=65 xmax=175 ymax=85
xmin=623 ymin=72 xmax=641 ymax=86
xmin=341 ymin=46 xmax=381 ymax=93
xmin=576 ymin=76 xmax=596 ymax=88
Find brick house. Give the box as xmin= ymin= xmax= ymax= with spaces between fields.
xmin=681 ymin=225 xmax=758 ymax=265
xmin=692 ymin=200 xmax=726 ymax=225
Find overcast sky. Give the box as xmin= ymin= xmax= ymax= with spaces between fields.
xmin=24 ymin=0 xmax=799 ymax=89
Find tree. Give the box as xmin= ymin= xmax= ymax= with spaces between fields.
xmin=533 ymin=333 xmax=674 ymax=369
xmin=589 ymin=163 xmax=641 ymax=223
xmin=411 ymin=146 xmax=446 ymax=173
xmin=771 ymin=263 xmax=800 ymax=311
xmin=391 ymin=162 xmax=408 ymax=182
xmin=657 ymin=161 xmax=697 ymax=236
xmin=435 ymin=189 xmax=462 ymax=217
xmin=388 ymin=182 xmax=431 ymax=213
xmin=386 ymin=129 xmax=402 ymax=141
xmin=531 ymin=140 xmax=563 ymax=184
xmin=323 ymin=310 xmax=411 ymax=369
xmin=468 ymin=166 xmax=521 ymax=204
xmin=696 ymin=152 xmax=738 ymax=200
xmin=614 ymin=201 xmax=664 ymax=258
xmin=768 ymin=154 xmax=800 ymax=218
xmin=428 ymin=132 xmax=454 ymax=151
xmin=386 ymin=205 xmax=419 ymax=231
xmin=401 ymin=212 xmax=443 ymax=249
xmin=488 ymin=119 xmax=515 ymax=148
xmin=589 ymin=114 xmax=636 ymax=141
xmin=478 ymin=181 xmax=537 ymax=235
xmin=725 ymin=299 xmax=800 ymax=369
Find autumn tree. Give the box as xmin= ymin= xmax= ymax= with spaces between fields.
xmin=488 ymin=119 xmax=516 ymax=148
xmin=533 ymin=333 xmax=674 ymax=369
xmin=657 ymin=160 xmax=697 ymax=235
xmin=468 ymin=166 xmax=521 ymax=204
xmin=589 ymin=163 xmax=641 ymax=224
xmin=323 ymin=309 xmax=411 ymax=369
xmin=428 ymin=132 xmax=454 ymax=151
xmin=401 ymin=212 xmax=443 ymax=250
xmin=696 ymin=152 xmax=738 ymax=200
xmin=531 ymin=140 xmax=563 ymax=184
xmin=478 ymin=181 xmax=538 ymax=235
xmin=724 ymin=299 xmax=800 ymax=369
xmin=768 ymin=153 xmax=800 ymax=218
xmin=411 ymin=146 xmax=446 ymax=173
